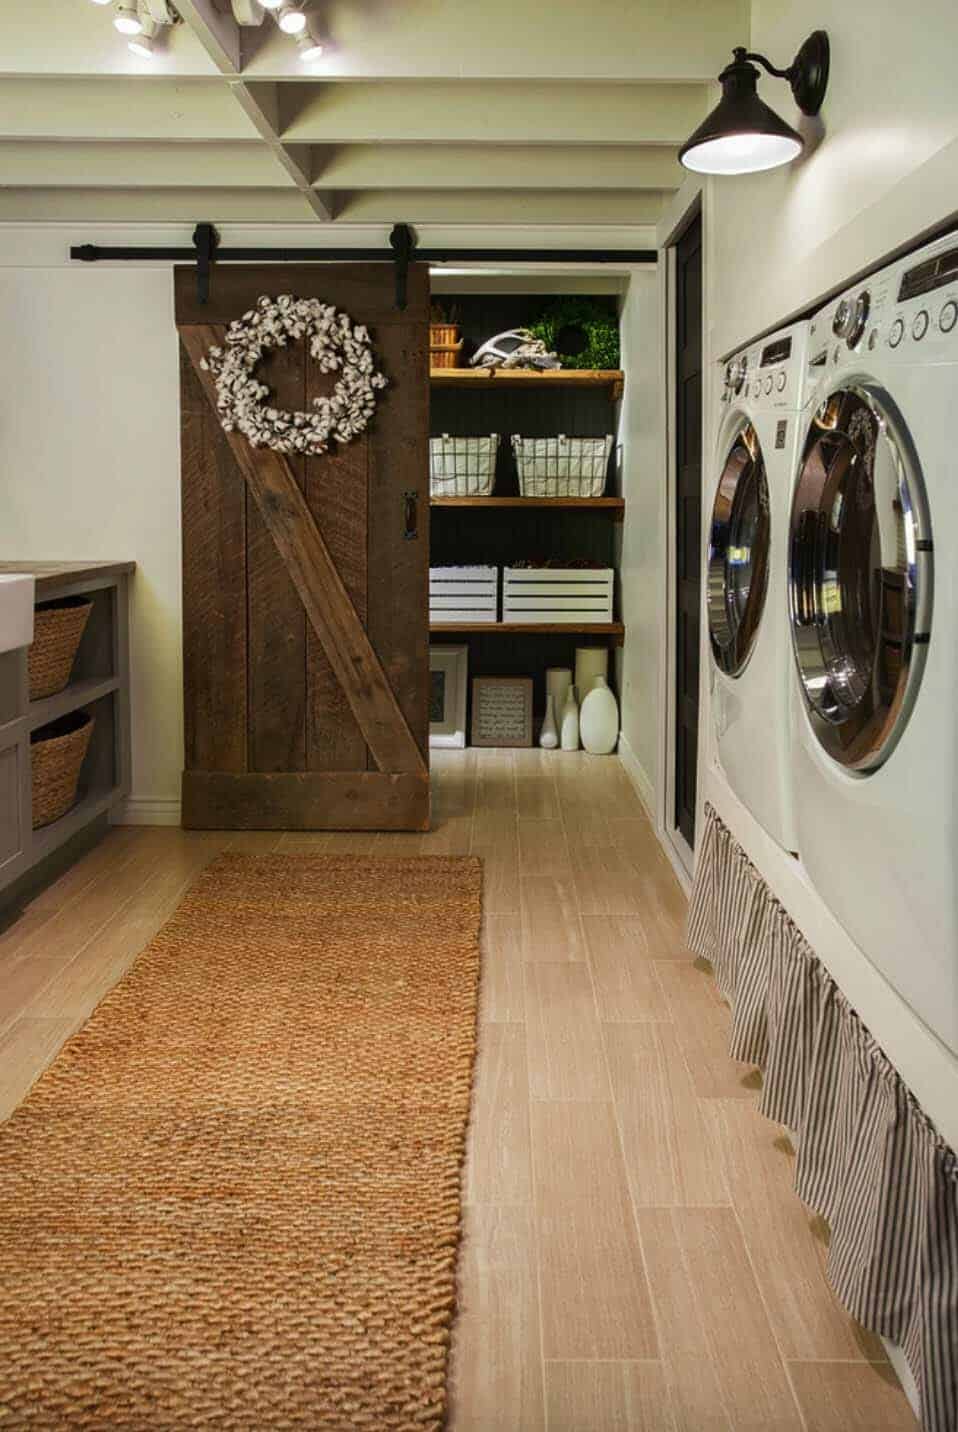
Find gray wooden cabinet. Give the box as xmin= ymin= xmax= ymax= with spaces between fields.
xmin=0 ymin=562 xmax=134 ymax=902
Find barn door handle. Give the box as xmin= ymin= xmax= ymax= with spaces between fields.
xmin=402 ymin=490 xmax=419 ymax=540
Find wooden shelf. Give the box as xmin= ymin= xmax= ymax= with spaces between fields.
xmin=30 ymin=784 xmax=124 ymax=862
xmin=431 ymin=621 xmax=625 ymax=646
xmin=431 ymin=496 xmax=624 ymax=518
xmin=430 ymin=367 xmax=624 ymax=400
xmin=27 ymin=675 xmax=120 ymax=732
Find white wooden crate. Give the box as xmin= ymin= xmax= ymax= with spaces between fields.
xmin=429 ymin=565 xmax=498 ymax=623
xmin=502 ymin=567 xmax=614 ymax=623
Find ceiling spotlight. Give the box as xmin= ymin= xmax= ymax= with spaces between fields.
xmin=256 ymin=0 xmax=284 ymax=8
xmin=113 ymin=4 xmax=144 ymax=35
xmin=90 ymin=0 xmax=114 ymax=6
xmin=680 ymin=30 xmax=829 ymax=176
xmin=296 ymin=31 xmax=324 ymax=60
xmin=128 ymin=18 xmax=157 ymax=56
xmin=277 ymin=4 xmax=306 ymax=34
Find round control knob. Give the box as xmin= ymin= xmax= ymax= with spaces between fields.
xmin=889 ymin=318 xmax=904 ymax=348
xmin=833 ymin=298 xmax=853 ymax=338
xmin=847 ymin=290 xmax=870 ymax=348
xmin=732 ymin=358 xmax=747 ymax=394
xmin=913 ymin=310 xmax=929 ymax=341
xmin=940 ymin=300 xmax=957 ymax=333
xmin=763 ymin=375 xmax=773 ymax=395
xmin=776 ymin=371 xmax=787 ymax=392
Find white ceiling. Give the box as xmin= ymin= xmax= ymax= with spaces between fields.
xmin=0 ymin=0 xmax=743 ymax=226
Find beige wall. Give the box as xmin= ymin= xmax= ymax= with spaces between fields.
xmin=711 ymin=0 xmax=958 ymax=358
xmin=0 ymin=259 xmax=184 ymax=820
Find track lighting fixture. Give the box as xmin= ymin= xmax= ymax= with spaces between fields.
xmin=128 ymin=18 xmax=157 ymax=56
xmin=89 ymin=0 xmax=114 ymax=6
xmin=679 ymin=30 xmax=829 ymax=175
xmin=113 ymin=4 xmax=144 ymax=35
xmin=257 ymin=0 xmax=285 ymax=9
xmin=296 ymin=31 xmax=324 ymax=61
xmin=277 ymin=4 xmax=306 ymax=34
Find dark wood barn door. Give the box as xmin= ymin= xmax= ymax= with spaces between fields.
xmin=674 ymin=216 xmax=702 ymax=849
xmin=175 ymin=264 xmax=430 ymax=831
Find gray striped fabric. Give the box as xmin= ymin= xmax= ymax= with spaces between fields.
xmin=688 ymin=804 xmax=958 ymax=1432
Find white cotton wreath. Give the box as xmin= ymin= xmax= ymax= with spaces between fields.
xmin=201 ymin=293 xmax=388 ymax=456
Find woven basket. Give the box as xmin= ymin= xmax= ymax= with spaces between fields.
xmin=31 ymin=710 xmax=95 ymax=829
xmin=430 ymin=323 xmax=460 ymax=347
xmin=28 ymin=596 xmax=92 ymax=700
xmin=430 ymin=340 xmax=464 ymax=370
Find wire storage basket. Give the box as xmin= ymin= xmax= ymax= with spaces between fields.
xmin=429 ymin=433 xmax=500 ymax=497
xmin=511 ymin=433 xmax=613 ymax=498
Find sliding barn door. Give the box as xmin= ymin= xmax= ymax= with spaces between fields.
xmin=175 ymin=263 xmax=430 ymax=830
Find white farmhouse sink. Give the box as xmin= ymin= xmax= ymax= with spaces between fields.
xmin=0 ymin=574 xmax=35 ymax=654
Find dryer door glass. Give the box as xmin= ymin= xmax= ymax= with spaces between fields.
xmin=789 ymin=385 xmax=932 ymax=771
xmin=708 ymin=423 xmax=770 ymax=676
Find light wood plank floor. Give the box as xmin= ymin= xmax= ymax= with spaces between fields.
xmin=0 ymin=750 xmax=918 ymax=1431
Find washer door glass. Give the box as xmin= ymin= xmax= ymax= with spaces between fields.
xmin=789 ymin=385 xmax=932 ymax=772
xmin=708 ymin=422 xmax=770 ymax=676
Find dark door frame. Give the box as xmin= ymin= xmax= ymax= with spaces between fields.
xmin=658 ymin=194 xmax=706 ymax=874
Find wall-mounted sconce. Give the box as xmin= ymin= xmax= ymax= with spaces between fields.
xmin=680 ymin=30 xmax=829 ymax=175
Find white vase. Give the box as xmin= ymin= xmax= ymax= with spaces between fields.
xmin=539 ymin=694 xmax=559 ymax=749
xmin=579 ymin=676 xmax=618 ymax=754
xmin=575 ymin=646 xmax=609 ymax=700
xmin=546 ymin=666 xmax=573 ymax=715
xmin=560 ymin=684 xmax=580 ymax=751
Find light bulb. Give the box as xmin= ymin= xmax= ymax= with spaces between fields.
xmin=128 ymin=33 xmax=154 ymax=56
xmin=113 ymin=5 xmax=144 ymax=35
xmin=278 ymin=5 xmax=306 ymax=34
xmin=296 ymin=32 xmax=324 ymax=60
xmin=90 ymin=0 xmax=114 ymax=6
xmin=257 ymin=0 xmax=284 ymax=8
xmin=681 ymin=131 xmax=802 ymax=175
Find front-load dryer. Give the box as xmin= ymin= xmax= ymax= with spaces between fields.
xmin=788 ymin=232 xmax=958 ymax=1054
xmin=708 ymin=320 xmax=811 ymax=852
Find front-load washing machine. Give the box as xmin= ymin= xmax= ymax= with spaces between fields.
xmin=788 ymin=232 xmax=958 ymax=1055
xmin=708 ymin=320 xmax=811 ymax=852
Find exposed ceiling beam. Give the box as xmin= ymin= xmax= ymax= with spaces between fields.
xmin=0 ymin=187 xmax=320 ymax=222
xmin=311 ymin=144 xmax=682 ymax=192
xmin=171 ymin=0 xmax=242 ymax=76
xmin=229 ymin=82 xmax=333 ymax=222
xmin=335 ymin=190 xmax=668 ymax=225
xmin=0 ymin=79 xmax=261 ymax=142
xmin=280 ymin=82 xmax=710 ymax=148
xmin=0 ymin=142 xmax=293 ymax=189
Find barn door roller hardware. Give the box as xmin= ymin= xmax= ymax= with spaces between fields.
xmin=71 ymin=222 xmax=657 ymax=308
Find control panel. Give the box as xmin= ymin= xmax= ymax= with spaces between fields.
xmin=719 ymin=324 xmax=807 ymax=409
xmin=807 ymin=231 xmax=958 ymax=377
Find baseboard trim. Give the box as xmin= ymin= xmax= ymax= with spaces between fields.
xmin=617 ymin=734 xmax=692 ymax=895
xmin=616 ymin=734 xmax=655 ymax=820
xmin=113 ymin=798 xmax=182 ymax=827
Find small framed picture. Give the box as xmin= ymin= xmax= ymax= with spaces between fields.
xmin=471 ymin=676 xmax=534 ymax=748
xmin=429 ymin=644 xmax=469 ymax=749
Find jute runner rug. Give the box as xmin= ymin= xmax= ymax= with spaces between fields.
xmin=0 ymin=853 xmax=482 ymax=1430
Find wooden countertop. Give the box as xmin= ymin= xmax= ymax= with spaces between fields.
xmin=0 ymin=561 xmax=136 ymax=597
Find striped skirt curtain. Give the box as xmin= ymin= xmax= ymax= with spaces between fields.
xmin=688 ymin=805 xmax=958 ymax=1432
